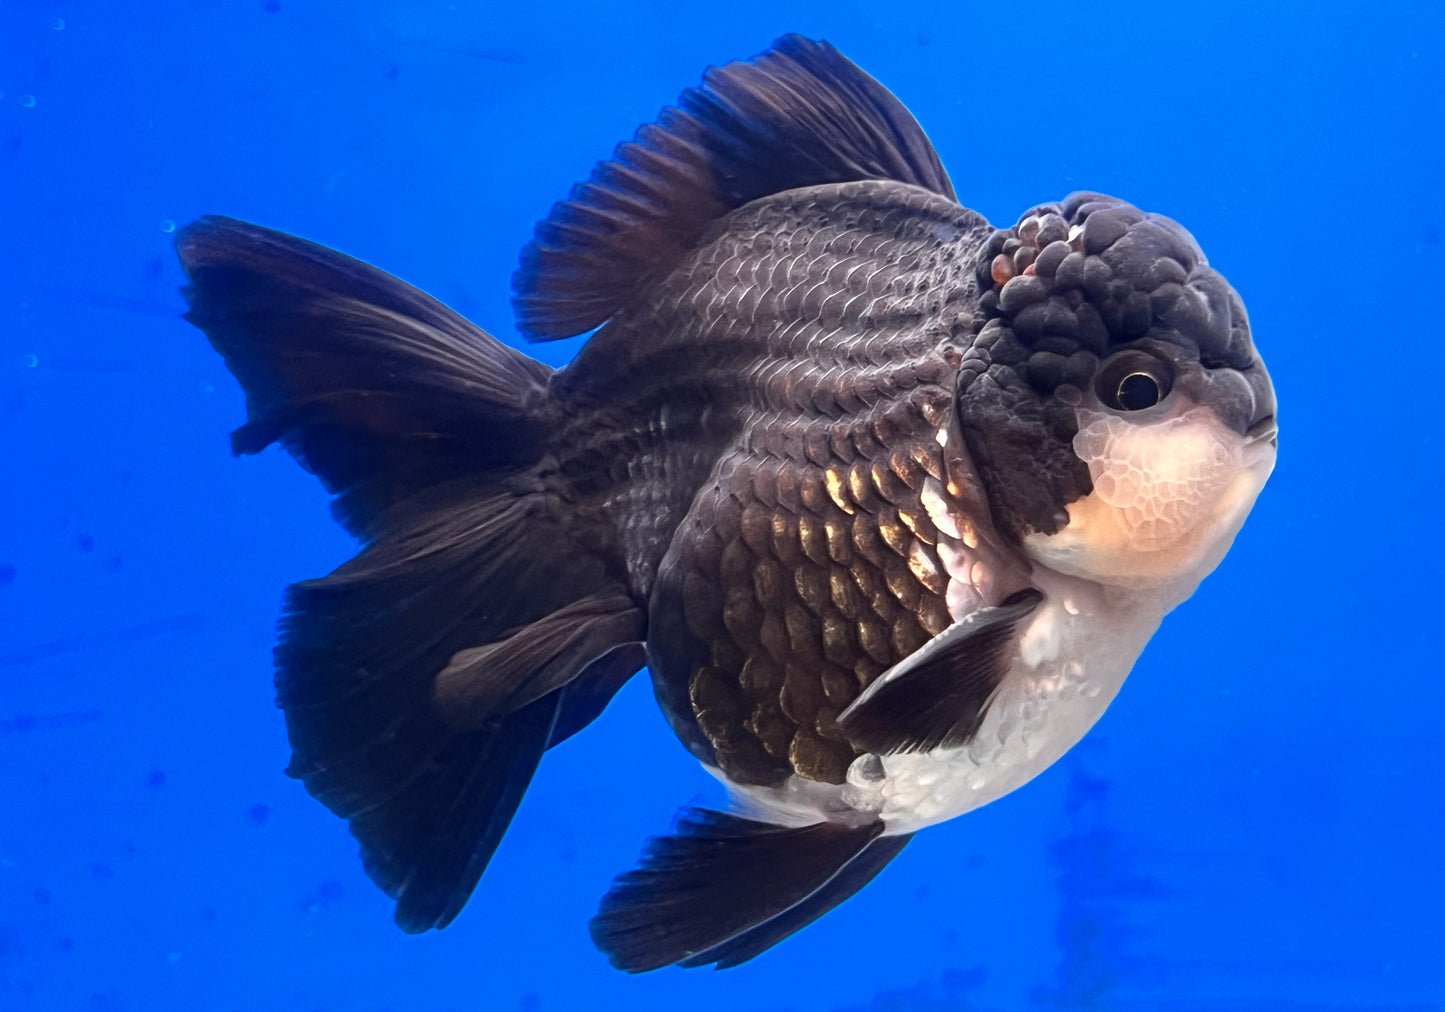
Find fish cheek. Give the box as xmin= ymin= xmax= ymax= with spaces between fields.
xmin=1025 ymin=399 xmax=1272 ymax=586
xmin=954 ymin=363 xmax=1092 ymax=548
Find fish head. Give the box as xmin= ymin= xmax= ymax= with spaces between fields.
xmin=955 ymin=193 xmax=1276 ymax=602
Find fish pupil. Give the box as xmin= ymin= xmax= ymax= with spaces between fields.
xmin=1116 ymin=372 xmax=1161 ymax=410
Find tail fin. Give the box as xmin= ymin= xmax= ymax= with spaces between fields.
xmin=177 ymin=217 xmax=646 ymax=931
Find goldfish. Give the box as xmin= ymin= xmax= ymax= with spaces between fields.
xmin=176 ymin=34 xmax=1276 ymax=971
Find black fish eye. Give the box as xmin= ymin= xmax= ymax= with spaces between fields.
xmin=1116 ymin=371 xmax=1160 ymax=410
xmin=1096 ymin=351 xmax=1173 ymax=412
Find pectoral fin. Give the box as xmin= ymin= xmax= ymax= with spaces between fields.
xmin=837 ymin=588 xmax=1043 ymax=754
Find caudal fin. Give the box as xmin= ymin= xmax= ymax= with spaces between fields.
xmin=177 ymin=217 xmax=645 ymax=930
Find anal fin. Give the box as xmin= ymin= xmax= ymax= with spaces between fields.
xmin=837 ymin=588 xmax=1043 ymax=755
xmin=591 ymin=809 xmax=907 ymax=971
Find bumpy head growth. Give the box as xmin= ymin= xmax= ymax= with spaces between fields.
xmin=956 ymin=193 xmax=1276 ymax=590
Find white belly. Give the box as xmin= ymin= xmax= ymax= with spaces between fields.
xmin=721 ymin=576 xmax=1165 ymax=834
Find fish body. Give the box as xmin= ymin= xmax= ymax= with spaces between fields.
xmin=176 ymin=35 xmax=1276 ymax=971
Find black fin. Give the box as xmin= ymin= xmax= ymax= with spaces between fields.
xmin=274 ymin=491 xmax=644 ymax=933
xmin=177 ymin=215 xmax=554 ymax=539
xmin=548 ymin=643 xmax=647 ymax=749
xmin=591 ymin=809 xmax=899 ymax=972
xmin=513 ymin=34 xmax=954 ymax=341
xmin=433 ymin=591 xmax=645 ymax=728
xmin=679 ymin=832 xmax=913 ymax=970
xmin=178 ymin=217 xmax=647 ymax=931
xmin=361 ymin=693 xmax=559 ymax=932
xmin=837 ymin=589 xmax=1043 ymax=755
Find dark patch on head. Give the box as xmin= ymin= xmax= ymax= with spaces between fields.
xmin=956 ymin=193 xmax=1269 ymax=545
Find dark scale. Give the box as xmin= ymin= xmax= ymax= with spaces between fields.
xmin=568 ymin=183 xmax=987 ymax=785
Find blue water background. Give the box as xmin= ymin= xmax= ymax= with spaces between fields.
xmin=2 ymin=1 xmax=1441 ymax=1008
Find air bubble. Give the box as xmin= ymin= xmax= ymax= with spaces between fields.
xmin=160 ymin=219 xmax=175 ymax=233
xmin=52 ymin=16 xmax=67 ymax=30
xmin=23 ymin=354 xmax=39 ymax=368
xmin=20 ymin=94 xmax=36 ymax=108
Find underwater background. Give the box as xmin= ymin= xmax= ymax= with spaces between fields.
xmin=2 ymin=1 xmax=1441 ymax=1009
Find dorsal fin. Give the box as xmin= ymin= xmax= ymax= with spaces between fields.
xmin=512 ymin=34 xmax=956 ymax=341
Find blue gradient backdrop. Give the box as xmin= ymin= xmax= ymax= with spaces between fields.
xmin=2 ymin=1 xmax=1441 ymax=1009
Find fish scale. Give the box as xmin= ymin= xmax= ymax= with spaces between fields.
xmin=679 ymin=427 xmax=957 ymax=784
xmin=570 ymin=182 xmax=988 ymax=784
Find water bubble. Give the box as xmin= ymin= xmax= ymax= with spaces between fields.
xmin=19 ymin=95 xmax=36 ymax=108
xmin=160 ymin=219 xmax=175 ymax=233
xmin=23 ymin=354 xmax=39 ymax=368
xmin=52 ymin=16 xmax=66 ymax=30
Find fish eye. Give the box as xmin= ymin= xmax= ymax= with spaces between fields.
xmin=1096 ymin=350 xmax=1173 ymax=412
xmin=1116 ymin=372 xmax=1161 ymax=410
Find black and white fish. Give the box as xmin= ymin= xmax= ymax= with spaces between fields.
xmin=175 ymin=35 xmax=1277 ymax=972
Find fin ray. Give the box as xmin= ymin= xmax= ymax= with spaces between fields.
xmin=178 ymin=218 xmax=648 ymax=932
xmin=513 ymin=34 xmax=954 ymax=341
xmin=678 ymin=832 xmax=914 ymax=969
xmin=177 ymin=215 xmax=554 ymax=539
xmin=591 ymin=809 xmax=896 ymax=971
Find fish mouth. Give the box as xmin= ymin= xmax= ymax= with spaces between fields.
xmin=1246 ymin=414 xmax=1279 ymax=449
